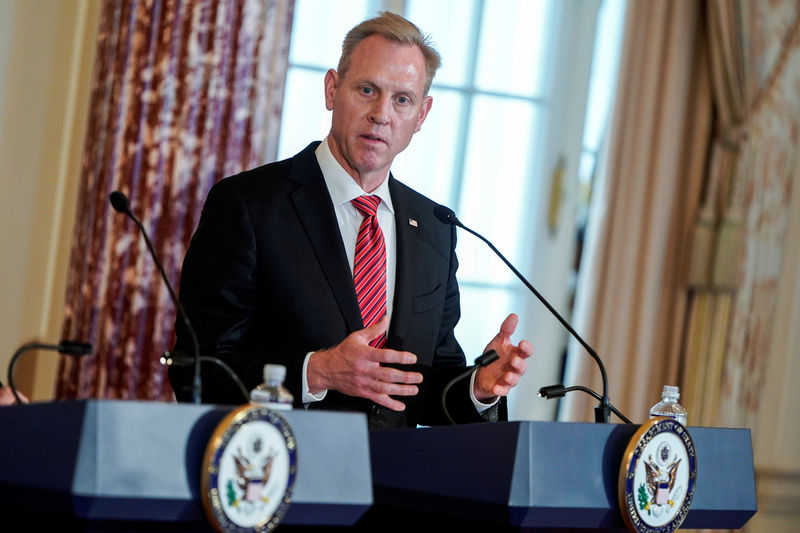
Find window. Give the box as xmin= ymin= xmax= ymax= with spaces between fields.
xmin=278 ymin=0 xmax=626 ymax=420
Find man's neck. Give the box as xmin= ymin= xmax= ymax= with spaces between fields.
xmin=350 ymin=172 xmax=386 ymax=194
xmin=325 ymin=138 xmax=389 ymax=193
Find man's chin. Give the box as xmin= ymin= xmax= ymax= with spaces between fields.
xmin=353 ymin=153 xmax=391 ymax=175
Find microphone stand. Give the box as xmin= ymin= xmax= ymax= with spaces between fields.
xmin=110 ymin=191 xmax=202 ymax=404
xmin=7 ymin=340 xmax=93 ymax=404
xmin=441 ymin=350 xmax=499 ymax=425
xmin=539 ymin=384 xmax=632 ymax=424
xmin=434 ymin=206 xmax=612 ymax=423
xmin=160 ymin=351 xmax=250 ymax=404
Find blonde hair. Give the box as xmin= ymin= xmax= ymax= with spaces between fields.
xmin=338 ymin=12 xmax=441 ymax=95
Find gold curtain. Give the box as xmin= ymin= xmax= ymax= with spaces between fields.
xmin=562 ymin=0 xmax=712 ymax=423
xmin=683 ymin=0 xmax=800 ymax=430
xmin=55 ymin=0 xmax=295 ymax=400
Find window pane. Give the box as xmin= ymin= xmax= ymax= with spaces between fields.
xmin=475 ymin=0 xmax=552 ymax=97
xmin=390 ymin=88 xmax=465 ymax=204
xmin=405 ymin=0 xmax=479 ymax=88
xmin=455 ymin=286 xmax=514 ymax=360
xmin=289 ymin=0 xmax=370 ymax=69
xmin=582 ymin=0 xmax=627 ymax=151
xmin=457 ymin=95 xmax=540 ymax=284
xmin=277 ymin=68 xmax=330 ymax=159
xmin=578 ymin=150 xmax=596 ymax=188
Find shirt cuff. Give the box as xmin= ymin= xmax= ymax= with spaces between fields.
xmin=303 ymin=352 xmax=328 ymax=404
xmin=302 ymin=351 xmax=327 ymax=404
xmin=470 ymin=369 xmax=498 ymax=413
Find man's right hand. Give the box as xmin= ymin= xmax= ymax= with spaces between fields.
xmin=306 ymin=316 xmax=422 ymax=411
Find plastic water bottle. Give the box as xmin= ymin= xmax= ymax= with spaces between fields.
xmin=649 ymin=385 xmax=688 ymax=426
xmin=250 ymin=364 xmax=293 ymax=410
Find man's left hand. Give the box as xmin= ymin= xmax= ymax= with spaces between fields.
xmin=473 ymin=313 xmax=532 ymax=402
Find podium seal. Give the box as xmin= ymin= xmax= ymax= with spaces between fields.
xmin=618 ymin=417 xmax=697 ymax=533
xmin=202 ymin=405 xmax=297 ymax=533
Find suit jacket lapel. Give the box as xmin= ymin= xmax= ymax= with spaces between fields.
xmin=288 ymin=144 xmax=363 ymax=334
xmin=388 ymin=177 xmax=422 ymax=350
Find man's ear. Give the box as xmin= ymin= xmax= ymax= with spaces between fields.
xmin=415 ymin=95 xmax=433 ymax=133
xmin=324 ymin=69 xmax=338 ymax=111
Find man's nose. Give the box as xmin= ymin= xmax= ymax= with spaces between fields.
xmin=369 ymin=96 xmax=391 ymax=124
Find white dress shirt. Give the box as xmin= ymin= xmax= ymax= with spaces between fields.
xmin=301 ymin=138 xmax=496 ymax=414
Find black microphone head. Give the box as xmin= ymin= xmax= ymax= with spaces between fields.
xmin=57 ymin=340 xmax=93 ymax=356
xmin=538 ymin=384 xmax=568 ymax=399
xmin=109 ymin=190 xmax=131 ymax=214
xmin=475 ymin=349 xmax=499 ymax=367
xmin=433 ymin=204 xmax=459 ymax=226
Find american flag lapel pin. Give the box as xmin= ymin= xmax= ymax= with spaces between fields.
xmin=408 ymin=218 xmax=418 ymax=227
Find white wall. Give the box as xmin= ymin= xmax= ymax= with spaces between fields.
xmin=0 ymin=0 xmax=100 ymax=399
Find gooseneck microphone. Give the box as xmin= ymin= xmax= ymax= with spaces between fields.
xmin=538 ymin=384 xmax=632 ymax=424
xmin=109 ymin=190 xmax=202 ymax=404
xmin=441 ymin=349 xmax=499 ymax=425
xmin=433 ymin=204 xmax=618 ymax=423
xmin=160 ymin=351 xmax=250 ymax=403
xmin=7 ymin=340 xmax=93 ymax=404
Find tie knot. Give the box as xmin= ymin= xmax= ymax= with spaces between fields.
xmin=352 ymin=195 xmax=380 ymax=218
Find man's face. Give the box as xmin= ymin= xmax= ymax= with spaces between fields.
xmin=324 ymin=34 xmax=432 ymax=189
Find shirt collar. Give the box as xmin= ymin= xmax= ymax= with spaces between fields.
xmin=315 ymin=138 xmax=395 ymax=214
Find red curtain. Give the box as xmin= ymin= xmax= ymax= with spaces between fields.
xmin=56 ymin=0 xmax=294 ymax=401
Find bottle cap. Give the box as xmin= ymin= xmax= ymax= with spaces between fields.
xmin=263 ymin=364 xmax=287 ymax=383
xmin=662 ymin=385 xmax=680 ymax=398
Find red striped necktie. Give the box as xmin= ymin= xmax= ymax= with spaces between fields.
xmin=351 ymin=195 xmax=387 ymax=348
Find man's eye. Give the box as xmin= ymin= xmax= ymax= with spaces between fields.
xmin=397 ymin=96 xmax=409 ymax=104
xmin=360 ymin=87 xmax=373 ymax=95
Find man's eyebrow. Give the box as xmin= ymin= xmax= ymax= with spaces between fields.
xmin=350 ymin=77 xmax=376 ymax=87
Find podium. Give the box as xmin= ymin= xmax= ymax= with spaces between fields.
xmin=0 ymin=401 xmax=756 ymax=531
xmin=368 ymin=421 xmax=757 ymax=531
xmin=0 ymin=400 xmax=372 ymax=531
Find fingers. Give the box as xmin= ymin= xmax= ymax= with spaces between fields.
xmin=499 ymin=313 xmax=519 ymax=337
xmin=372 ymin=394 xmax=408 ymax=411
xmin=518 ymin=339 xmax=533 ymax=357
xmin=369 ymin=347 xmax=417 ymax=365
xmin=376 ymin=364 xmax=423 ymax=384
xmin=311 ymin=321 xmax=423 ymax=410
xmin=509 ymin=353 xmax=528 ymax=372
xmin=474 ymin=336 xmax=532 ymax=399
xmin=486 ymin=368 xmax=524 ymax=397
xmin=363 ymin=376 xmax=419 ymax=412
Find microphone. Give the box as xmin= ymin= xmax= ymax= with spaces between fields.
xmin=7 ymin=340 xmax=93 ymax=404
xmin=538 ymin=384 xmax=632 ymax=424
xmin=434 ymin=204 xmax=619 ymax=423
xmin=441 ymin=349 xmax=499 ymax=424
xmin=109 ymin=190 xmax=202 ymax=404
xmin=160 ymin=351 xmax=250 ymax=404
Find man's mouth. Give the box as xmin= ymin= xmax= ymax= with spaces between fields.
xmin=361 ymin=133 xmax=385 ymax=144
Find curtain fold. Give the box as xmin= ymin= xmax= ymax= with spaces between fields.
xmin=563 ymin=0 xmax=799 ymax=435
xmin=56 ymin=0 xmax=294 ymax=401
xmin=684 ymin=0 xmax=800 ymax=430
xmin=562 ymin=0 xmax=712 ymax=423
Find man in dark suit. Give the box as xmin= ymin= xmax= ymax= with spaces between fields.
xmin=170 ymin=12 xmax=532 ymax=429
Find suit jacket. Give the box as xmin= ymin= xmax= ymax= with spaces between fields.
xmin=170 ymin=142 xmax=503 ymax=428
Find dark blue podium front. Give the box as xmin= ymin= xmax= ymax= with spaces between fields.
xmin=368 ymin=421 xmax=757 ymax=531
xmin=0 ymin=400 xmax=756 ymax=531
xmin=0 ymin=400 xmax=372 ymax=530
